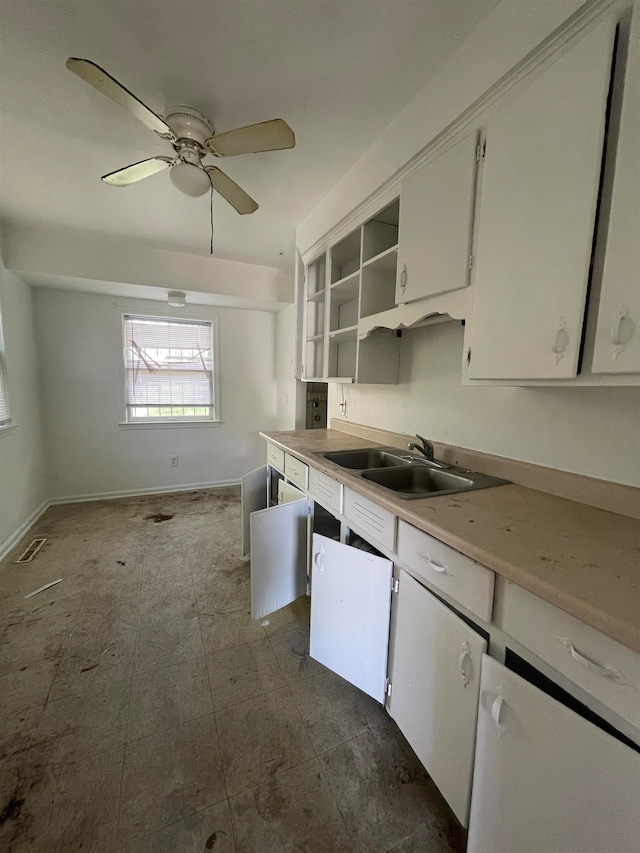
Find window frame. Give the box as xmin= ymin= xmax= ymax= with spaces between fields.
xmin=120 ymin=311 xmax=221 ymax=427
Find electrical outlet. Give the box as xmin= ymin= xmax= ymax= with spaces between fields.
xmin=170 ymin=456 xmax=179 ymax=467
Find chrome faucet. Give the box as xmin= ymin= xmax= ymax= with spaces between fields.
xmin=407 ymin=434 xmax=450 ymax=469
xmin=407 ymin=434 xmax=434 ymax=461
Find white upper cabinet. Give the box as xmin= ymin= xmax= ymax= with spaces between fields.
xmin=467 ymin=655 xmax=640 ymax=853
xmin=396 ymin=133 xmax=478 ymax=305
xmin=592 ymin=9 xmax=640 ymax=374
xmin=468 ymin=21 xmax=615 ymax=380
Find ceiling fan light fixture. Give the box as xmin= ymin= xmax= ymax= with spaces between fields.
xmin=170 ymin=161 xmax=211 ymax=197
xmin=167 ymin=291 xmax=186 ymax=307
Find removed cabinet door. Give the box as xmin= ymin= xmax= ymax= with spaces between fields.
xmin=309 ymin=533 xmax=392 ymax=703
xmin=469 ymin=21 xmax=615 ymax=380
xmin=592 ymin=10 xmax=640 ymax=374
xmin=467 ymin=655 xmax=640 ymax=853
xmin=396 ymin=133 xmax=478 ymax=304
xmin=388 ymin=570 xmax=487 ymax=827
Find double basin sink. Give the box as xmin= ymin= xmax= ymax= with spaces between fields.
xmin=314 ymin=446 xmax=509 ymax=500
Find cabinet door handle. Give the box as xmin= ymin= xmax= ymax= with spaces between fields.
xmin=420 ymin=553 xmax=448 ymax=574
xmin=314 ymin=545 xmax=325 ymax=574
xmin=491 ymin=685 xmax=507 ymax=734
xmin=458 ymin=641 xmax=471 ymax=687
xmin=557 ymin=637 xmax=627 ymax=683
xmin=610 ymin=304 xmax=629 ymax=346
xmin=552 ymin=318 xmax=570 ymax=364
xmin=400 ymin=263 xmax=407 ymax=295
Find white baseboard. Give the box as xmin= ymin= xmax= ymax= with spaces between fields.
xmin=48 ymin=479 xmax=241 ymax=505
xmin=0 ymin=499 xmax=51 ymax=562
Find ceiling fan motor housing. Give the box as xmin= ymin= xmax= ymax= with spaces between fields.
xmin=164 ymin=106 xmax=214 ymax=150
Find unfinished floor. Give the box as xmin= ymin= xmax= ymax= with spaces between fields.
xmin=0 ymin=488 xmax=465 ymax=852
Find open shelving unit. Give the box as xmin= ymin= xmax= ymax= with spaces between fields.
xmin=303 ymin=201 xmax=401 ymax=384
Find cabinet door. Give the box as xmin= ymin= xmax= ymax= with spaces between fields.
xmin=241 ymin=465 xmax=267 ymax=557
xmin=469 ymin=21 xmax=615 ymax=380
xmin=250 ymin=499 xmax=308 ymax=620
xmin=388 ymin=570 xmax=487 ymax=827
xmin=467 ymin=655 xmax=640 ymax=853
xmin=309 ymin=533 xmax=392 ymax=703
xmin=396 ymin=133 xmax=478 ymax=304
xmin=592 ymin=10 xmax=640 ymax=374
xmin=278 ymin=479 xmax=306 ymax=504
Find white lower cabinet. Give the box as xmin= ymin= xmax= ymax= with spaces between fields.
xmin=467 ymin=655 xmax=640 ymax=853
xmin=309 ymin=533 xmax=393 ymax=703
xmin=387 ymin=569 xmax=487 ymax=827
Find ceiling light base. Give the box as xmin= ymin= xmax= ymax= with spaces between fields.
xmin=167 ymin=291 xmax=186 ymax=307
xmin=164 ymin=106 xmax=213 ymax=148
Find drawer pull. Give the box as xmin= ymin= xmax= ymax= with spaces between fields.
xmin=458 ymin=641 xmax=471 ymax=688
xmin=491 ymin=685 xmax=506 ymax=735
xmin=314 ymin=544 xmax=325 ymax=574
xmin=421 ymin=553 xmax=449 ymax=575
xmin=557 ymin=637 xmax=629 ymax=684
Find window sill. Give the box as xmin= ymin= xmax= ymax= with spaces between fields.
xmin=0 ymin=423 xmax=18 ymax=439
xmin=118 ymin=420 xmax=222 ymax=430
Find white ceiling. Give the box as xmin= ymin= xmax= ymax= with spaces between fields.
xmin=0 ymin=0 xmax=498 ymax=272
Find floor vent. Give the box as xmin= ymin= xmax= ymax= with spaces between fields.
xmin=15 ymin=538 xmax=47 ymax=564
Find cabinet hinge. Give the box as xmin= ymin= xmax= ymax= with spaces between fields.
xmin=468 ymin=254 xmax=474 ymax=271
xmin=392 ymin=578 xmax=399 ymax=594
xmin=385 ymin=677 xmax=392 ymax=697
xmin=476 ymin=141 xmax=486 ymax=162
xmin=466 ymin=348 xmax=472 ymax=366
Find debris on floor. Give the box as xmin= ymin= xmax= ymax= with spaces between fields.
xmin=24 ymin=578 xmax=63 ymax=598
xmin=145 ymin=513 xmax=174 ymax=523
xmin=0 ymin=792 xmax=24 ymax=825
xmin=116 ymin=560 xmax=126 ymax=566
xmin=205 ymin=831 xmax=217 ymax=848
xmin=80 ymin=642 xmax=115 ymax=672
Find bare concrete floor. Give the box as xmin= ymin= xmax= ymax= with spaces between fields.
xmin=0 ymin=488 xmax=465 ymax=852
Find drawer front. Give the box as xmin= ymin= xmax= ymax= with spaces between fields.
xmin=284 ymin=453 xmax=309 ymax=490
xmin=308 ymin=467 xmax=343 ymax=515
xmin=266 ymin=442 xmax=285 ymax=473
xmin=344 ymin=488 xmax=396 ymax=552
xmin=396 ymin=520 xmax=494 ymax=622
xmin=502 ymin=582 xmax=640 ymax=729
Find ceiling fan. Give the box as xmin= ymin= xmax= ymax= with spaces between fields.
xmin=66 ymin=58 xmax=296 ymax=214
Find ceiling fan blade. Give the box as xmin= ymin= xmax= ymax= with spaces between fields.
xmin=66 ymin=58 xmax=175 ymax=141
xmin=204 ymin=119 xmax=295 ymax=157
xmin=205 ymin=166 xmax=259 ymax=215
xmin=102 ymin=157 xmax=174 ymax=186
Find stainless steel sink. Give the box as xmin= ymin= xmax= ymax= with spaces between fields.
xmin=316 ymin=447 xmax=412 ymax=470
xmin=314 ymin=446 xmax=509 ymax=499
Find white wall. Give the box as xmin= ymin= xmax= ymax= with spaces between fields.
xmin=34 ymin=289 xmax=279 ymax=500
xmin=330 ymin=323 xmax=640 ymax=486
xmin=0 ymin=267 xmax=48 ymax=554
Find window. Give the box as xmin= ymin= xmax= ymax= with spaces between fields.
xmin=0 ymin=304 xmax=10 ymax=428
xmin=123 ymin=315 xmax=216 ymax=422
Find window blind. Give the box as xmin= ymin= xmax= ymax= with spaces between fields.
xmin=124 ymin=316 xmax=214 ymax=419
